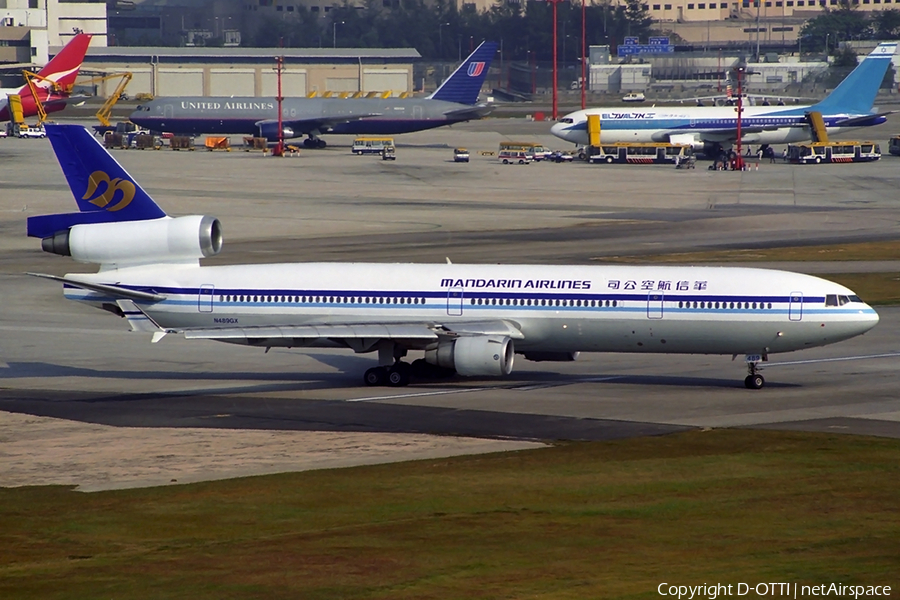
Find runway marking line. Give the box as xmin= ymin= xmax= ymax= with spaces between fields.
xmin=768 ymin=352 xmax=900 ymax=367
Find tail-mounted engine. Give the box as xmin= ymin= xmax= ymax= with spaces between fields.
xmin=41 ymin=215 xmax=222 ymax=266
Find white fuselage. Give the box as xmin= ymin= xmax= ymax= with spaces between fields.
xmin=64 ymin=262 xmax=879 ymax=357
xmin=550 ymin=105 xmax=849 ymax=148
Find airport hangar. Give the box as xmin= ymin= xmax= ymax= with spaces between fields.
xmin=79 ymin=46 xmax=420 ymax=99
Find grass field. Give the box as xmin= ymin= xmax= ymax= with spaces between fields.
xmin=1 ymin=430 xmax=898 ymax=599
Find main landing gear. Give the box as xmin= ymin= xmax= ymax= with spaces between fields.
xmin=743 ymin=354 xmax=766 ymax=389
xmin=303 ymin=136 xmax=326 ymax=149
xmin=363 ymin=359 xmax=456 ymax=387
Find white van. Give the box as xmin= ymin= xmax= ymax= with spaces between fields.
xmin=498 ymin=150 xmax=533 ymax=164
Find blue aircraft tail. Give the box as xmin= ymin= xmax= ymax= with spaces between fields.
xmin=27 ymin=124 xmax=167 ymax=239
xmin=808 ymin=42 xmax=897 ymax=115
xmin=429 ymin=41 xmax=499 ymax=105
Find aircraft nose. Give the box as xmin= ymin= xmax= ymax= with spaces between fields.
xmin=550 ymin=122 xmax=568 ymax=140
xmin=856 ymin=304 xmax=880 ymax=334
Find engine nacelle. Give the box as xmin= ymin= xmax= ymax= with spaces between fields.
xmin=41 ymin=215 xmax=223 ymax=265
xmin=424 ymin=335 xmax=514 ymax=377
xmin=257 ymin=122 xmax=298 ymax=141
xmin=521 ymin=351 xmax=580 ymax=362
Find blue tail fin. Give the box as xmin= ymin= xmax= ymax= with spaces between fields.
xmin=810 ymin=42 xmax=897 ymax=115
xmin=27 ymin=124 xmax=167 ymax=239
xmin=429 ymin=41 xmax=498 ymax=105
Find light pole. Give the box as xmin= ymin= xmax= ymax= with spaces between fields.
xmin=333 ymin=20 xmax=344 ymax=48
xmin=549 ymin=0 xmax=562 ymax=120
xmin=581 ymin=0 xmax=586 ymax=109
xmin=438 ymin=22 xmax=449 ymax=59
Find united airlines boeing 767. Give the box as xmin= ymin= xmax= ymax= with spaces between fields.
xmin=551 ymin=42 xmax=897 ymax=154
xmin=28 ymin=125 xmax=878 ymax=388
xmin=128 ymin=41 xmax=497 ymax=148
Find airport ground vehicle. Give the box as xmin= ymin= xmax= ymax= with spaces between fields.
xmin=622 ymin=92 xmax=646 ymax=102
xmin=0 ymin=127 xmax=7 ymax=138
xmin=353 ymin=137 xmax=395 ymax=155
xmin=889 ymin=136 xmax=900 ymax=156
xmin=18 ymin=124 xmax=47 ymax=138
xmin=381 ymin=145 xmax=396 ymax=160
xmin=588 ymin=143 xmax=692 ymax=165
xmin=787 ymin=142 xmax=881 ymax=164
xmin=550 ymin=151 xmax=574 ymax=163
xmin=499 ymin=150 xmax=533 ymax=164
xmin=454 ymin=148 xmax=470 ymax=162
xmin=499 ymin=141 xmax=550 ymax=161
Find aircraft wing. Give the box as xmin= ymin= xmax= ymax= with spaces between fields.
xmin=181 ymin=319 xmax=524 ymax=349
xmin=441 ymin=104 xmax=494 ymax=120
xmin=256 ymin=113 xmax=383 ymax=135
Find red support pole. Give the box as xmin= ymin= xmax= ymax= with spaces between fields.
xmin=552 ymin=0 xmax=559 ymax=120
xmin=274 ymin=54 xmax=284 ymax=157
xmin=734 ymin=66 xmax=744 ymax=170
xmin=581 ymin=0 xmax=586 ymax=109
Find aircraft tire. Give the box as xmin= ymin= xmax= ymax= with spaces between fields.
xmin=364 ymin=366 xmax=387 ymax=386
xmin=387 ymin=364 xmax=411 ymax=387
xmin=744 ymin=374 xmax=765 ymax=389
xmin=316 ymin=139 xmax=327 ymax=148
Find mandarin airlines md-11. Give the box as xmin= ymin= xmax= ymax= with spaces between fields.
xmin=128 ymin=41 xmax=498 ymax=148
xmin=28 ymin=125 xmax=879 ymax=389
xmin=551 ymin=42 xmax=898 ymax=154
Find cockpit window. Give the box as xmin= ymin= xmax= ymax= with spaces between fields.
xmin=838 ymin=295 xmax=850 ymax=306
xmin=849 ymin=295 xmax=862 ymax=303
xmin=560 ymin=118 xmax=574 ymax=124
xmin=825 ymin=294 xmax=838 ymax=307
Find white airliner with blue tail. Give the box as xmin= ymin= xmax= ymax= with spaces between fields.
xmin=551 ymin=43 xmax=898 ymax=153
xmin=28 ymin=125 xmax=879 ymax=389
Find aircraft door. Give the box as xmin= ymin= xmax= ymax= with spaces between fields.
xmin=164 ymin=104 xmax=174 ymax=119
xmin=413 ymin=105 xmax=423 ymax=119
xmin=447 ymin=286 xmax=463 ymax=316
xmin=647 ymin=293 xmax=664 ymax=319
xmin=199 ymin=284 xmax=215 ymax=313
xmin=788 ymin=292 xmax=802 ymax=321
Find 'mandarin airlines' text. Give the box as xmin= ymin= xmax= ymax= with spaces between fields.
xmin=441 ymin=278 xmax=591 ymax=290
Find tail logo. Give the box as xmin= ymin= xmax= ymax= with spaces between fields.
xmin=83 ymin=171 xmax=136 ymax=212
xmin=467 ymin=62 xmax=486 ymax=77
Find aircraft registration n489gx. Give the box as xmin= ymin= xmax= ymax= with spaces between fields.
xmin=28 ymin=125 xmax=878 ymax=389
xmin=551 ymin=42 xmax=898 ymax=153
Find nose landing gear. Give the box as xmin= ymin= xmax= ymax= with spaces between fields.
xmin=743 ymin=354 xmax=766 ymax=389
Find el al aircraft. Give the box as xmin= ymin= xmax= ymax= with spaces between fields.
xmin=28 ymin=125 xmax=879 ymax=389
xmin=0 ymin=33 xmax=93 ymax=123
xmin=128 ymin=41 xmax=498 ymax=148
xmin=551 ymin=42 xmax=897 ymax=154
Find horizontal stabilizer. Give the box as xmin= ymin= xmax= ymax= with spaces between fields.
xmin=27 ymin=210 xmax=131 ymax=239
xmin=27 ymin=272 xmax=166 ymax=302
